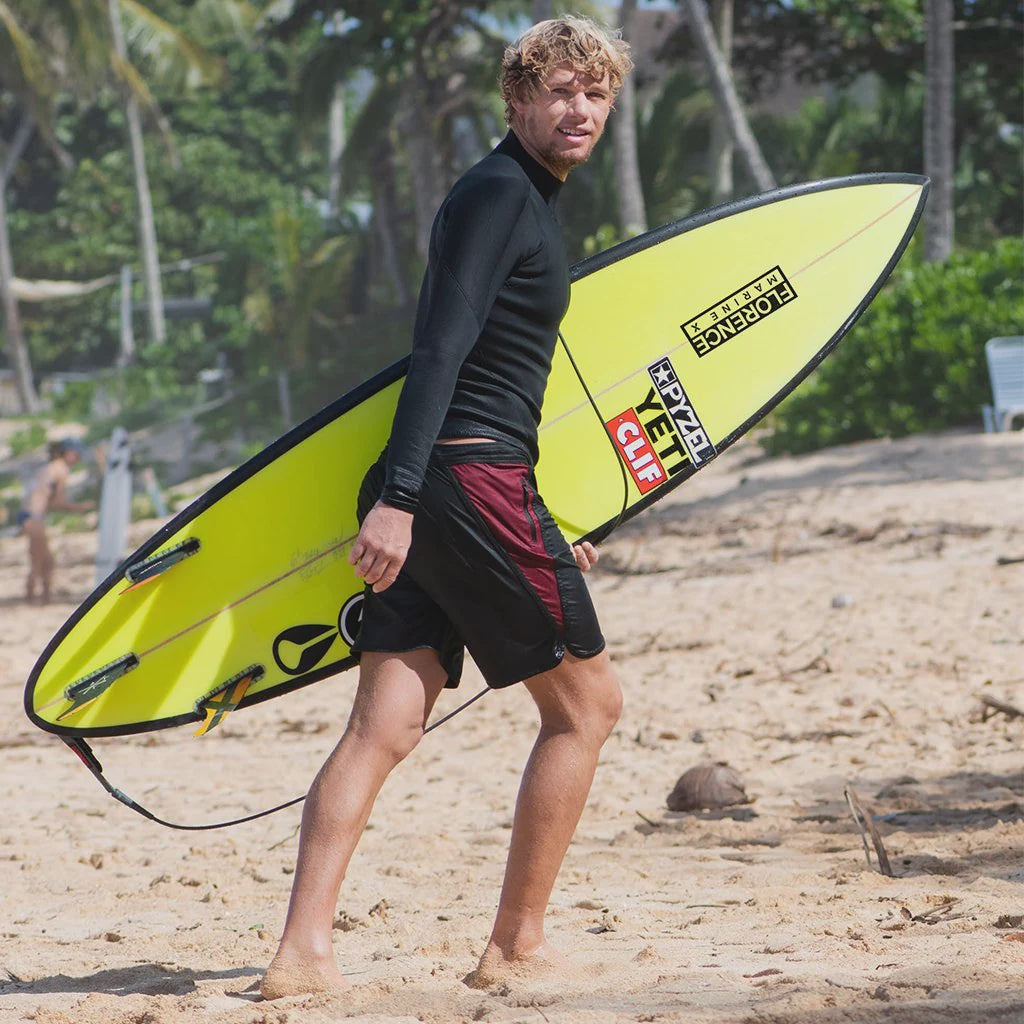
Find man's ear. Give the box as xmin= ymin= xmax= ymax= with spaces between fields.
xmin=508 ymin=80 xmax=534 ymax=119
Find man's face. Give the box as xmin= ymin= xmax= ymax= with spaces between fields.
xmin=511 ymin=63 xmax=614 ymax=180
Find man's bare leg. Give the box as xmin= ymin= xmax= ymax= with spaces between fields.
xmin=261 ymin=648 xmax=448 ymax=1000
xmin=23 ymin=520 xmax=50 ymax=603
xmin=39 ymin=534 xmax=54 ymax=603
xmin=467 ymin=650 xmax=622 ymax=985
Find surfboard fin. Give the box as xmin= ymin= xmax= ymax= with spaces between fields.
xmin=123 ymin=537 xmax=201 ymax=590
xmin=55 ymin=654 xmax=140 ymax=720
xmin=194 ymin=665 xmax=263 ymax=737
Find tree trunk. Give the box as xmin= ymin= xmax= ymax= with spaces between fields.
xmin=612 ymin=0 xmax=648 ymax=237
xmin=0 ymin=115 xmax=41 ymax=414
xmin=708 ymin=0 xmax=735 ymax=202
xmin=327 ymin=82 xmax=345 ymax=218
xmin=0 ymin=183 xmax=40 ymax=413
xmin=681 ymin=0 xmax=776 ymax=193
xmin=372 ymin=140 xmax=413 ymax=308
xmin=118 ymin=265 xmax=135 ymax=366
xmin=109 ymin=0 xmax=166 ymax=344
xmin=400 ymin=71 xmax=446 ymax=261
xmin=924 ymin=0 xmax=954 ymax=263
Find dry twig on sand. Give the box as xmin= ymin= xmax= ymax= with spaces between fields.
xmin=978 ymin=694 xmax=1024 ymax=722
xmin=844 ymin=785 xmax=893 ymax=877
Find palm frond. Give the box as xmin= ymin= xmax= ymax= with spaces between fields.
xmin=119 ymin=0 xmax=223 ymax=89
xmin=0 ymin=1 xmax=53 ymax=102
xmin=190 ymin=0 xmax=260 ymax=41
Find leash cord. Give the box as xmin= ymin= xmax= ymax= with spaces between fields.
xmin=65 ymin=331 xmax=626 ymax=830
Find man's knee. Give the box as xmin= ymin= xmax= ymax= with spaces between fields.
xmin=530 ymin=653 xmax=622 ymax=743
xmin=590 ymin=668 xmax=623 ymax=741
xmin=380 ymin=721 xmax=425 ymax=765
xmin=346 ymin=713 xmax=424 ymax=766
xmin=345 ymin=650 xmax=445 ymax=765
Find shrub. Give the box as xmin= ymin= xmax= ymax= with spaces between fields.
xmin=764 ymin=237 xmax=1024 ymax=454
xmin=9 ymin=422 xmax=48 ymax=457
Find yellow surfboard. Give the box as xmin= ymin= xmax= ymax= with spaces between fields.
xmin=25 ymin=174 xmax=927 ymax=738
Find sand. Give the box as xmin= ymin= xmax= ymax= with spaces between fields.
xmin=1 ymin=428 xmax=1022 ymax=1024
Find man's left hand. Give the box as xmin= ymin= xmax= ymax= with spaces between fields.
xmin=572 ymin=541 xmax=599 ymax=572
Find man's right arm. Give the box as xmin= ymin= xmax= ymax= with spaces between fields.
xmin=379 ymin=172 xmax=531 ymax=514
xmin=348 ymin=502 xmax=413 ymax=593
xmin=351 ymin=173 xmax=530 ymax=591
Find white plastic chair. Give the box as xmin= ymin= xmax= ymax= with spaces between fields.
xmin=981 ymin=336 xmax=1024 ymax=432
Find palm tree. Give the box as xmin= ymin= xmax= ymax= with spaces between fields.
xmin=108 ymin=0 xmax=167 ymax=345
xmin=923 ymin=0 xmax=954 ymax=262
xmin=0 ymin=2 xmax=80 ymax=413
xmin=680 ymin=0 xmax=775 ymax=193
xmin=707 ymin=0 xmax=734 ymax=202
xmin=286 ymin=3 xmax=512 ymax=273
xmin=106 ymin=0 xmax=232 ymax=346
xmin=612 ymin=0 xmax=647 ymax=236
xmin=0 ymin=1 xmax=225 ymax=412
xmin=0 ymin=126 xmax=39 ymax=413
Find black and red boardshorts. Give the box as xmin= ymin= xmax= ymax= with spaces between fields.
xmin=354 ymin=440 xmax=606 ymax=688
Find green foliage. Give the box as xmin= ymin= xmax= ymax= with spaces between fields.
xmin=581 ymin=223 xmax=622 ymax=258
xmin=758 ymin=82 xmax=922 ymax=185
xmin=731 ymin=0 xmax=1023 ymax=241
xmin=787 ymin=0 xmax=923 ymax=52
xmin=8 ymin=421 xmax=47 ymax=456
xmin=764 ymin=237 xmax=1024 ymax=454
xmin=4 ymin=0 xmax=1022 ymax=473
xmin=49 ymin=377 xmax=98 ymax=421
xmin=636 ymin=65 xmax=714 ymax=225
xmin=10 ymin=27 xmax=331 ymax=382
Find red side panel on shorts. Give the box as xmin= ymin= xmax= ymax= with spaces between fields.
xmin=449 ymin=462 xmax=563 ymax=630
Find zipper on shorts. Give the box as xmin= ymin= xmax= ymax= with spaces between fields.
xmin=522 ymin=476 xmax=539 ymax=544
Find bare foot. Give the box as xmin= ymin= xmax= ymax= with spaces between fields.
xmin=260 ymin=951 xmax=350 ymax=1000
xmin=463 ymin=941 xmax=570 ymax=989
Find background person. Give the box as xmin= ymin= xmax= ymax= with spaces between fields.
xmin=20 ymin=439 xmax=94 ymax=603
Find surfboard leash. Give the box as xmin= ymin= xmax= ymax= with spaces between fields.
xmin=556 ymin=331 xmax=631 ymax=545
xmin=58 ymin=339 xmax=624 ymax=831
xmin=62 ymin=736 xmax=307 ymax=830
xmin=60 ymin=684 xmax=492 ymax=831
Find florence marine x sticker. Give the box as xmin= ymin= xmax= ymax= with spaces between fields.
xmin=682 ymin=266 xmax=797 ymax=358
xmin=605 ymin=356 xmax=716 ymax=495
xmin=272 ymin=592 xmax=364 ymax=676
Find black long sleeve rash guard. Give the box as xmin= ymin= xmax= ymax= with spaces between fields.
xmin=379 ymin=131 xmax=570 ymax=513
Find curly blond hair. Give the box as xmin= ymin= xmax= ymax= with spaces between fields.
xmin=500 ymin=16 xmax=634 ymax=123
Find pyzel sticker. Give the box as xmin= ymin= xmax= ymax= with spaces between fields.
xmin=605 ymin=355 xmax=716 ymax=494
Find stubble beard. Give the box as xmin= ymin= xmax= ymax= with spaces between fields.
xmin=538 ymin=136 xmax=598 ymax=179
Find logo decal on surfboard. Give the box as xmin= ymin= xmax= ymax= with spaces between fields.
xmin=647 ymin=357 xmax=716 ymax=466
xmin=604 ymin=408 xmax=666 ymax=494
xmin=271 ymin=593 xmax=364 ymax=677
xmin=606 ymin=356 xmax=716 ymax=493
xmin=681 ymin=266 xmax=797 ymax=358
xmin=273 ymin=623 xmax=338 ymax=676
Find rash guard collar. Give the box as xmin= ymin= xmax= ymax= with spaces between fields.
xmin=498 ymin=131 xmax=563 ymax=207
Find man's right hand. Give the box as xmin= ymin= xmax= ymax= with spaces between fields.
xmin=348 ymin=501 xmax=414 ymax=593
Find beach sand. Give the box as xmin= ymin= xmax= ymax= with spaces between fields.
xmin=1 ymin=428 xmax=1022 ymax=1024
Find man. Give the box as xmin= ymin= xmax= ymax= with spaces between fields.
xmin=262 ymin=16 xmax=634 ymax=1000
